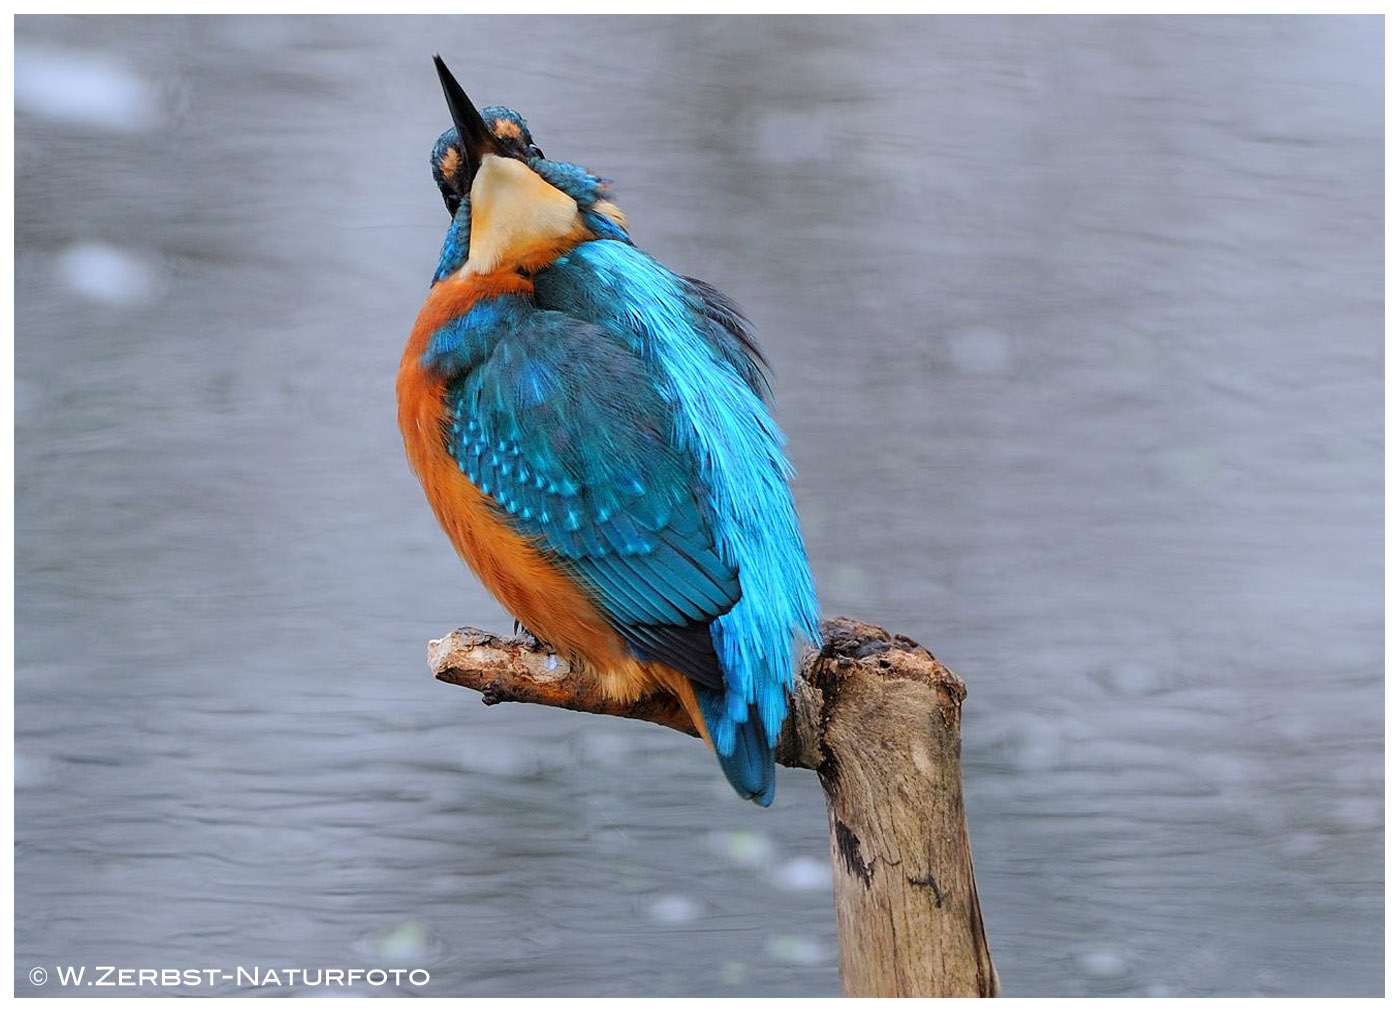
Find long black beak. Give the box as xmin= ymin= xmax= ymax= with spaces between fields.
xmin=434 ymin=56 xmax=503 ymax=183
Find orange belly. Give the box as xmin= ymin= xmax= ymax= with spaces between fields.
xmin=397 ymin=272 xmax=706 ymax=734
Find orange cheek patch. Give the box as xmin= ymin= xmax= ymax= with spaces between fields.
xmin=439 ymin=147 xmax=461 ymax=180
xmin=592 ymin=200 xmax=628 ymax=231
xmin=491 ymin=119 xmax=522 ymax=140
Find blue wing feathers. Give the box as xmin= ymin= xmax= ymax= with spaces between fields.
xmin=535 ymin=242 xmax=821 ymax=762
xmin=428 ymin=239 xmax=819 ymax=803
xmin=681 ymin=276 xmax=774 ymax=405
xmin=433 ymin=295 xmax=742 ymax=693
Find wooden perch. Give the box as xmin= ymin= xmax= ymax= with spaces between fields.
xmin=430 ymin=616 xmax=999 ymax=998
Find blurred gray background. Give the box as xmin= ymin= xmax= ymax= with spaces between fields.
xmin=15 ymin=15 xmax=1382 ymax=998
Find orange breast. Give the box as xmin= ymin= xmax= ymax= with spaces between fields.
xmin=397 ymin=272 xmax=664 ymax=707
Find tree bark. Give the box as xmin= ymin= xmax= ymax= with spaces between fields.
xmin=430 ymin=615 xmax=998 ymax=998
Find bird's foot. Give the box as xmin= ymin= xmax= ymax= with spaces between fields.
xmin=511 ymin=620 xmax=549 ymax=654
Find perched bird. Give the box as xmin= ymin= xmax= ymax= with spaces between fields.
xmin=398 ymin=57 xmax=820 ymax=805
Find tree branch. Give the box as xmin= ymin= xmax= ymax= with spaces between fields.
xmin=429 ymin=622 xmax=847 ymax=772
xmin=428 ymin=615 xmax=996 ymax=998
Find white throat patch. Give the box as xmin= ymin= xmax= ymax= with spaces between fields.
xmin=461 ymin=154 xmax=581 ymax=275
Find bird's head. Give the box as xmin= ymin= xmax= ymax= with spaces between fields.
xmin=429 ymin=57 xmax=628 ymax=281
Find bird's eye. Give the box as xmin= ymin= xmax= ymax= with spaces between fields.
xmin=444 ymin=193 xmax=461 ymax=217
xmin=527 ymin=144 xmax=544 ymax=160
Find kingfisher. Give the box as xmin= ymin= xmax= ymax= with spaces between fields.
xmin=398 ymin=57 xmax=820 ymax=805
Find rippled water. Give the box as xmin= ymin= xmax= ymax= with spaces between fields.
xmin=15 ymin=15 xmax=1382 ymax=997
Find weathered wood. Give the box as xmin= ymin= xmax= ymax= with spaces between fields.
xmin=430 ymin=615 xmax=997 ymax=997
xmin=806 ymin=619 xmax=999 ymax=997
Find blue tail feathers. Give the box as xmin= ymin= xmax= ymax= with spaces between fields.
xmin=696 ymin=685 xmax=777 ymax=806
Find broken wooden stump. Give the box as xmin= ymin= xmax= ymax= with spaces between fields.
xmin=430 ymin=615 xmax=998 ymax=997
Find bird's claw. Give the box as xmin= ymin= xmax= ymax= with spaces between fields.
xmin=511 ymin=620 xmax=547 ymax=653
